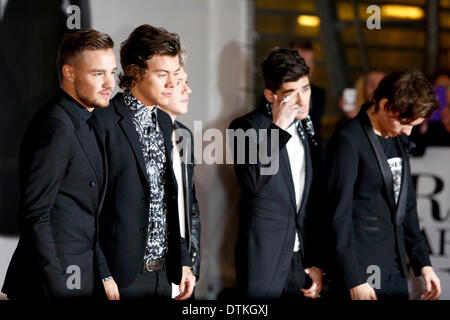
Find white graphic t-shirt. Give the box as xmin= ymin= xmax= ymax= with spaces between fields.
xmin=377 ymin=136 xmax=403 ymax=204
xmin=387 ymin=157 xmax=403 ymax=204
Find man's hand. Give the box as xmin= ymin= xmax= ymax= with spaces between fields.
xmin=103 ymin=278 xmax=120 ymax=300
xmin=349 ymin=283 xmax=377 ymax=300
xmin=420 ymin=266 xmax=441 ymax=300
xmin=272 ymin=91 xmax=299 ymax=130
xmin=175 ymin=266 xmax=196 ymax=300
xmin=301 ymin=267 xmax=323 ymax=299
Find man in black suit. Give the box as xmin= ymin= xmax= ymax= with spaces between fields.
xmin=93 ymin=25 xmax=195 ymax=300
xmin=229 ymin=48 xmax=323 ymax=299
xmin=157 ymin=67 xmax=201 ymax=296
xmin=2 ymin=29 xmax=117 ymax=299
xmin=325 ymin=69 xmax=442 ymax=300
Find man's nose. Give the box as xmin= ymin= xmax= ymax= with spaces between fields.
xmin=296 ymin=90 xmax=303 ymax=105
xmin=165 ymin=74 xmax=176 ymax=88
xmin=104 ymin=73 xmax=115 ymax=90
xmin=402 ymin=125 xmax=413 ymax=136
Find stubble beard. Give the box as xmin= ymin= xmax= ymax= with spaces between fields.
xmin=74 ymin=80 xmax=109 ymax=109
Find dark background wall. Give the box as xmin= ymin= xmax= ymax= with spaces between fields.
xmin=0 ymin=0 xmax=90 ymax=235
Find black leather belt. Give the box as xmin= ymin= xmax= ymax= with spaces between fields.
xmin=143 ymin=257 xmax=165 ymax=272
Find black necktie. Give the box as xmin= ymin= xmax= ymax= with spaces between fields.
xmin=83 ymin=117 xmax=103 ymax=188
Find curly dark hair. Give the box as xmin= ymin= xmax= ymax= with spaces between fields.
xmin=262 ymin=47 xmax=309 ymax=92
xmin=118 ymin=24 xmax=181 ymax=90
xmin=56 ymin=29 xmax=114 ymax=82
xmin=372 ymin=68 xmax=439 ymax=123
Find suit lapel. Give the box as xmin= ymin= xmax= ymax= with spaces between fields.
xmin=358 ymin=109 xmax=397 ymax=218
xmin=280 ymin=148 xmax=297 ymax=210
xmin=115 ymin=100 xmax=150 ymax=186
xmin=258 ymin=111 xmax=297 ymax=210
xmin=395 ymin=138 xmax=409 ymax=225
xmin=298 ymin=123 xmax=312 ymax=215
xmin=157 ymin=107 xmax=177 ymax=194
xmin=58 ymin=92 xmax=102 ymax=183
xmin=93 ymin=125 xmax=108 ymax=212
xmin=74 ymin=124 xmax=103 ymax=182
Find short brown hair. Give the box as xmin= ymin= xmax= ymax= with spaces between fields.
xmin=118 ymin=24 xmax=181 ymax=90
xmin=372 ymin=68 xmax=439 ymax=123
xmin=56 ymin=29 xmax=114 ymax=82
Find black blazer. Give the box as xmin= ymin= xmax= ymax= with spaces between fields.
xmin=92 ymin=93 xmax=191 ymax=289
xmin=2 ymin=89 xmax=107 ymax=299
xmin=229 ymin=106 xmax=318 ymax=299
xmin=174 ymin=121 xmax=201 ymax=278
xmin=325 ymin=104 xmax=431 ymax=290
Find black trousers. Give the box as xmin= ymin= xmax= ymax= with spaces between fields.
xmin=375 ymin=272 xmax=409 ymax=300
xmin=281 ymin=251 xmax=308 ymax=298
xmin=119 ymin=267 xmax=172 ymax=300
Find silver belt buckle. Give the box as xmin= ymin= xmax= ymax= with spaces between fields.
xmin=144 ymin=258 xmax=161 ymax=272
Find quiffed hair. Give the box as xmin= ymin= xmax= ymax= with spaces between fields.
xmin=56 ymin=29 xmax=114 ymax=82
xmin=262 ymin=47 xmax=309 ymax=92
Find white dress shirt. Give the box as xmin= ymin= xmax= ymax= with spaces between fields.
xmin=171 ymin=132 xmax=186 ymax=297
xmin=285 ymin=122 xmax=306 ymax=252
xmin=172 ymin=132 xmax=186 ymax=237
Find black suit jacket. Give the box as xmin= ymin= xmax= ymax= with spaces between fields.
xmin=229 ymin=106 xmax=319 ymax=299
xmin=325 ymin=104 xmax=431 ymax=290
xmin=2 ymin=89 xmax=107 ymax=299
xmin=174 ymin=121 xmax=201 ymax=278
xmin=92 ymin=93 xmax=191 ymax=289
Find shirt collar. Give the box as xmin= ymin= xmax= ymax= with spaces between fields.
xmin=77 ymin=104 xmax=93 ymax=122
xmin=123 ymin=90 xmax=158 ymax=117
xmin=287 ymin=119 xmax=300 ymax=130
xmin=59 ymin=88 xmax=93 ymax=121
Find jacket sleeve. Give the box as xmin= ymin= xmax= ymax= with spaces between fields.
xmin=403 ymin=166 xmax=432 ymax=276
xmin=325 ymin=131 xmax=366 ymax=289
xmin=302 ymin=144 xmax=329 ymax=272
xmin=190 ymin=177 xmax=201 ymax=278
xmin=228 ymin=117 xmax=291 ymax=195
xmin=91 ymin=114 xmax=113 ymax=281
xmin=95 ymin=241 xmax=112 ymax=281
xmin=20 ymin=117 xmax=71 ymax=292
xmin=180 ymin=237 xmax=192 ymax=268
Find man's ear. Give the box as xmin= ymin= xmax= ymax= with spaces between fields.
xmin=378 ymin=98 xmax=389 ymax=111
xmin=62 ymin=64 xmax=75 ymax=83
xmin=264 ymin=89 xmax=275 ymax=104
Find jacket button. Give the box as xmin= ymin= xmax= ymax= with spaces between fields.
xmin=140 ymin=227 xmax=145 ymax=233
xmin=89 ymin=181 xmax=96 ymax=187
xmin=142 ymin=198 xmax=149 ymax=204
xmin=193 ymin=252 xmax=197 ymax=257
